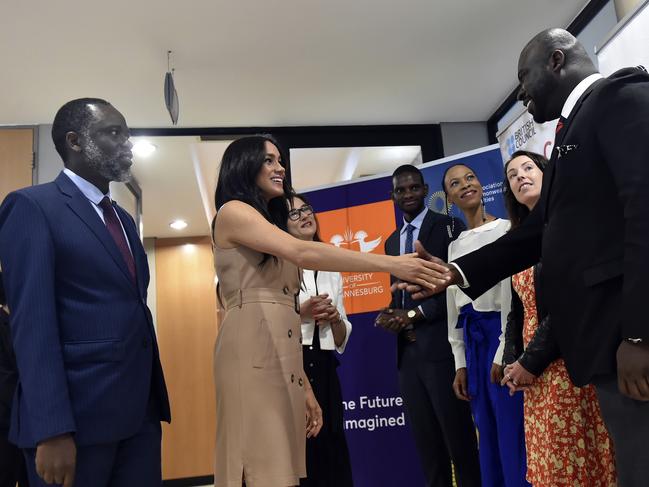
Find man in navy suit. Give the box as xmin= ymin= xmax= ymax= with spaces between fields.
xmin=375 ymin=165 xmax=480 ymax=487
xmin=0 ymin=98 xmax=170 ymax=487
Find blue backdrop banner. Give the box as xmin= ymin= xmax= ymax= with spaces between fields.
xmin=303 ymin=144 xmax=504 ymax=486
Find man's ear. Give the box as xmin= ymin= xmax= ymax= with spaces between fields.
xmin=423 ymin=183 xmax=429 ymax=197
xmin=549 ymin=49 xmax=565 ymax=73
xmin=66 ymin=131 xmax=82 ymax=153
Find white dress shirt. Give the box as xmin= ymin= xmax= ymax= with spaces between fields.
xmin=561 ymin=73 xmax=603 ymax=118
xmin=399 ymin=207 xmax=427 ymax=254
xmin=299 ymin=269 xmax=352 ymax=353
xmin=446 ymin=219 xmax=512 ymax=370
xmin=62 ymin=168 xmax=132 ymax=253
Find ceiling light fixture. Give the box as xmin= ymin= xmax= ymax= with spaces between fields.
xmin=165 ymin=50 xmax=179 ymax=125
xmin=169 ymin=219 xmax=188 ymax=230
xmin=132 ymin=140 xmax=157 ymax=158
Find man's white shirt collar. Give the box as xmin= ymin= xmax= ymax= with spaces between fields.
xmin=400 ymin=207 xmax=427 ymax=234
xmin=561 ymin=73 xmax=604 ymax=119
xmin=63 ymin=167 xmax=111 ymax=204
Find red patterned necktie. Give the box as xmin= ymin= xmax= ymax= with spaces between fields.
xmin=555 ymin=116 xmax=566 ymax=134
xmin=99 ymin=197 xmax=136 ymax=283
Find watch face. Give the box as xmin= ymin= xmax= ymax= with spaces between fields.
xmin=407 ymin=310 xmax=416 ymax=319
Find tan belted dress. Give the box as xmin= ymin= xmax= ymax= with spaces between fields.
xmin=214 ymin=245 xmax=306 ymax=487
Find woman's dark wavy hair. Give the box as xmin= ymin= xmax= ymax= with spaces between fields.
xmin=288 ymin=193 xmax=322 ymax=243
xmin=213 ymin=134 xmax=294 ymax=264
xmin=503 ymin=150 xmax=548 ymax=229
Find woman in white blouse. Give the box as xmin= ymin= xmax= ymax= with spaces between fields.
xmin=442 ymin=164 xmax=529 ymax=487
xmin=286 ymin=194 xmax=353 ymax=487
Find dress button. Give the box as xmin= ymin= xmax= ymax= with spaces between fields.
xmin=288 ymin=329 xmax=292 ymax=338
xmin=298 ymin=378 xmax=303 ymax=387
xmin=309 ymin=377 xmax=314 ymax=383
xmin=309 ymin=363 xmax=314 ymax=368
xmin=309 ymin=346 xmax=313 ymax=351
xmin=283 ymin=286 xmax=289 ymax=295
xmin=290 ymin=374 xmax=295 ymax=383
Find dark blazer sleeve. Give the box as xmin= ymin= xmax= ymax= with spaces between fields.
xmin=419 ymin=216 xmax=466 ymax=321
xmin=518 ymin=315 xmax=560 ymax=376
xmin=454 ymin=205 xmax=543 ymax=300
xmin=503 ymin=283 xmax=524 ymax=366
xmin=596 ymin=72 xmax=649 ymax=341
xmin=0 ymin=192 xmax=76 ymax=442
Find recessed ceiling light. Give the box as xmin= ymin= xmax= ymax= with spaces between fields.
xmin=132 ymin=140 xmax=157 ymax=158
xmin=169 ymin=219 xmax=188 ymax=230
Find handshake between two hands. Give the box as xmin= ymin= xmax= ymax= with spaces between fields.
xmin=374 ymin=241 xmax=458 ymax=333
xmin=389 ymin=240 xmax=459 ymax=300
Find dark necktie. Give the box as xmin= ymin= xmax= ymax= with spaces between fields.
xmin=99 ymin=197 xmax=136 ymax=284
xmin=402 ymin=224 xmax=415 ymax=310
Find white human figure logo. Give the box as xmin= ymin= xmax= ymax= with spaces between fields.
xmin=353 ymin=230 xmax=382 ymax=253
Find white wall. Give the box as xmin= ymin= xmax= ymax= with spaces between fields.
xmin=440 ymin=122 xmax=490 ymax=157
xmin=36 ymin=124 xmax=63 ymax=184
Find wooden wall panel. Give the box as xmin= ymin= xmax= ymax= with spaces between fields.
xmin=0 ymin=128 xmax=33 ymax=203
xmin=155 ymin=236 xmax=219 ymax=481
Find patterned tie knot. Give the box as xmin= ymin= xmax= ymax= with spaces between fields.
xmin=99 ymin=196 xmax=113 ymax=211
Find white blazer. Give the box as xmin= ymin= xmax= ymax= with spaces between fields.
xmin=299 ymin=269 xmax=352 ymax=353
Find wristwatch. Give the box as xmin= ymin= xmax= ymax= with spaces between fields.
xmin=407 ymin=309 xmax=417 ymax=320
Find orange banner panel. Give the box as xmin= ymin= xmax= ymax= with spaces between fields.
xmin=316 ymin=200 xmax=397 ymax=314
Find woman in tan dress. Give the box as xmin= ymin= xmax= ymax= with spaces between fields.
xmin=212 ymin=135 xmax=440 ymax=487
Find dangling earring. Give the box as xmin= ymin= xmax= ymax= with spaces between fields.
xmin=481 ymin=198 xmax=487 ymax=223
xmin=445 ymin=195 xmax=455 ymax=234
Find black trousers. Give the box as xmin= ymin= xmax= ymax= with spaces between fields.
xmin=0 ymin=432 xmax=29 ymax=487
xmin=299 ymin=341 xmax=353 ymax=487
xmin=594 ymin=375 xmax=649 ymax=487
xmin=398 ymin=346 xmax=481 ymax=487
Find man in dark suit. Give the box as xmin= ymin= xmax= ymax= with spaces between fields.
xmin=0 ymin=98 xmax=170 ymax=487
xmin=375 ymin=165 xmax=480 ymax=487
xmin=406 ymin=29 xmax=649 ymax=486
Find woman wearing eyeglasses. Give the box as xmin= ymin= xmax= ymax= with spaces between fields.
xmin=285 ymin=194 xmax=354 ymax=487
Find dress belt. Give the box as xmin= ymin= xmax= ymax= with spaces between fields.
xmin=223 ymin=287 xmax=299 ymax=311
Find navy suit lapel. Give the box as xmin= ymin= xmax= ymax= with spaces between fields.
xmin=55 ymin=173 xmax=137 ymax=292
xmin=417 ymin=210 xmax=435 ymax=247
xmin=386 ymin=225 xmax=401 ymax=257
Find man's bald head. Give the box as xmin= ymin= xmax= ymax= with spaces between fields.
xmin=517 ymin=28 xmax=598 ymax=123
xmin=521 ymin=28 xmax=593 ymax=70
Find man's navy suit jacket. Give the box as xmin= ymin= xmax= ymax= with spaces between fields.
xmin=384 ymin=209 xmax=465 ymax=367
xmin=0 ymin=172 xmax=170 ymax=448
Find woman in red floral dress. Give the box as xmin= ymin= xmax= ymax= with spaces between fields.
xmin=501 ymin=150 xmax=616 ymax=486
